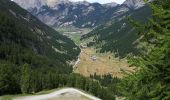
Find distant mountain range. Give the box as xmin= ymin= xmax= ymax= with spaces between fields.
xmin=13 ymin=0 xmax=146 ymax=28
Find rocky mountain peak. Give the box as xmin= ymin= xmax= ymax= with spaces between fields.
xmin=47 ymin=0 xmax=71 ymax=7
xmin=13 ymin=0 xmax=146 ymax=28
xmin=14 ymin=0 xmax=46 ymax=9
xmin=73 ymin=1 xmax=90 ymax=5
xmin=103 ymin=2 xmax=119 ymax=8
xmin=14 ymin=0 xmax=71 ymax=9
xmin=123 ymin=0 xmax=145 ymax=9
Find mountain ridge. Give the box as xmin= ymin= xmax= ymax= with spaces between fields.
xmin=13 ymin=0 xmax=118 ymax=8
xmin=13 ymin=0 xmax=145 ymax=28
xmin=122 ymin=0 xmax=145 ymax=10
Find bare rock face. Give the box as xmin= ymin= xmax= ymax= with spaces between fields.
xmin=14 ymin=0 xmax=120 ymax=28
xmin=13 ymin=0 xmax=71 ymax=8
xmin=13 ymin=0 xmax=146 ymax=28
xmin=14 ymin=0 xmax=46 ymax=9
xmin=103 ymin=2 xmax=119 ymax=8
xmin=123 ymin=0 xmax=145 ymax=10
xmin=46 ymin=0 xmax=71 ymax=7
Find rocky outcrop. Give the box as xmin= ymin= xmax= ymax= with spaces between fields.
xmin=14 ymin=0 xmax=146 ymax=28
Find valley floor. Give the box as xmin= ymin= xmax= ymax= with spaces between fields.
xmin=60 ymin=27 xmax=135 ymax=78
xmin=73 ymin=47 xmax=135 ymax=78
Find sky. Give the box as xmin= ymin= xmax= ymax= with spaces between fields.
xmin=70 ymin=0 xmax=126 ymax=4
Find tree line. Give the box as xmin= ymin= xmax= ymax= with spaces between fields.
xmin=0 ymin=62 xmax=116 ymax=100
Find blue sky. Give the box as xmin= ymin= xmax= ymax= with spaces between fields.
xmin=70 ymin=0 xmax=126 ymax=4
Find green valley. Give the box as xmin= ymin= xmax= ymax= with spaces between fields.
xmin=81 ymin=6 xmax=152 ymax=58
xmin=0 ymin=0 xmax=170 ymax=100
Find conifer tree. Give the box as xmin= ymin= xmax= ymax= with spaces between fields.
xmin=20 ymin=64 xmax=32 ymax=94
xmin=119 ymin=0 xmax=170 ymax=99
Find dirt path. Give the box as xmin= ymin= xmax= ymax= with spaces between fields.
xmin=14 ymin=88 xmax=101 ymax=100
xmin=73 ymin=51 xmax=82 ymax=69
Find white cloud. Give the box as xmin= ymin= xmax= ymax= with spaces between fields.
xmin=70 ymin=0 xmax=126 ymax=4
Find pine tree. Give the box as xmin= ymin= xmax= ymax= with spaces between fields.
xmin=119 ymin=0 xmax=170 ymax=99
xmin=20 ymin=64 xmax=32 ymax=94
xmin=0 ymin=62 xmax=20 ymax=95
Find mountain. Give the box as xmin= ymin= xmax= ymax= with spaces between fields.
xmin=13 ymin=0 xmax=148 ymax=29
xmin=12 ymin=0 xmax=150 ymax=57
xmin=103 ymin=2 xmax=119 ymax=8
xmin=0 ymin=0 xmax=81 ymax=95
xmin=0 ymin=1 xmax=117 ymax=99
xmin=122 ymin=0 xmax=145 ymax=10
xmin=12 ymin=0 xmax=46 ymax=9
xmin=13 ymin=0 xmax=119 ymax=28
xmin=0 ymin=0 xmax=80 ymax=73
xmin=13 ymin=0 xmax=71 ymax=9
xmin=81 ymin=6 xmax=152 ymax=58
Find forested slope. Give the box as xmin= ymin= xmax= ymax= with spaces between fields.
xmin=118 ymin=0 xmax=170 ymax=99
xmin=0 ymin=0 xmax=80 ymax=95
xmin=82 ymin=6 xmax=152 ymax=57
xmin=0 ymin=0 xmax=80 ymax=69
xmin=0 ymin=1 xmax=117 ymax=99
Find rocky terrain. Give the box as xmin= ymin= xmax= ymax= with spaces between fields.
xmin=13 ymin=0 xmax=145 ymax=28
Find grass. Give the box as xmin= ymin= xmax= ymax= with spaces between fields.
xmin=55 ymin=26 xmax=91 ymax=45
xmin=74 ymin=47 xmax=135 ymax=78
xmin=71 ymin=33 xmax=82 ymax=45
xmin=0 ymin=96 xmax=12 ymax=100
xmin=0 ymin=94 xmax=30 ymax=100
xmin=57 ymin=26 xmax=137 ymax=78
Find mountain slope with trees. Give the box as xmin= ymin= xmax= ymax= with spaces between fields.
xmin=0 ymin=1 xmax=117 ymax=99
xmin=81 ymin=5 xmax=152 ymax=58
xmin=0 ymin=0 xmax=80 ymax=95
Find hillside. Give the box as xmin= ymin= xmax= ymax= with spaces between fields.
xmin=0 ymin=0 xmax=81 ymax=70
xmin=1 ymin=0 xmax=168 ymax=100
xmin=0 ymin=0 xmax=80 ymax=95
xmin=0 ymin=1 xmax=117 ymax=99
xmin=81 ymin=6 xmax=152 ymax=58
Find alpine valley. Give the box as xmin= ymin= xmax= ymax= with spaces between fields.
xmin=13 ymin=0 xmax=151 ymax=57
xmin=1 ymin=0 xmax=169 ymax=100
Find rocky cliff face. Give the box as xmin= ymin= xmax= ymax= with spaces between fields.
xmin=13 ymin=0 xmax=146 ymax=28
xmin=14 ymin=0 xmax=46 ymax=9
xmin=13 ymin=0 xmax=119 ymax=28
xmin=122 ymin=0 xmax=145 ymax=10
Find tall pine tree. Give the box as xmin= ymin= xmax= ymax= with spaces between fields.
xmin=20 ymin=64 xmax=32 ymax=94
xmin=119 ymin=0 xmax=170 ymax=99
